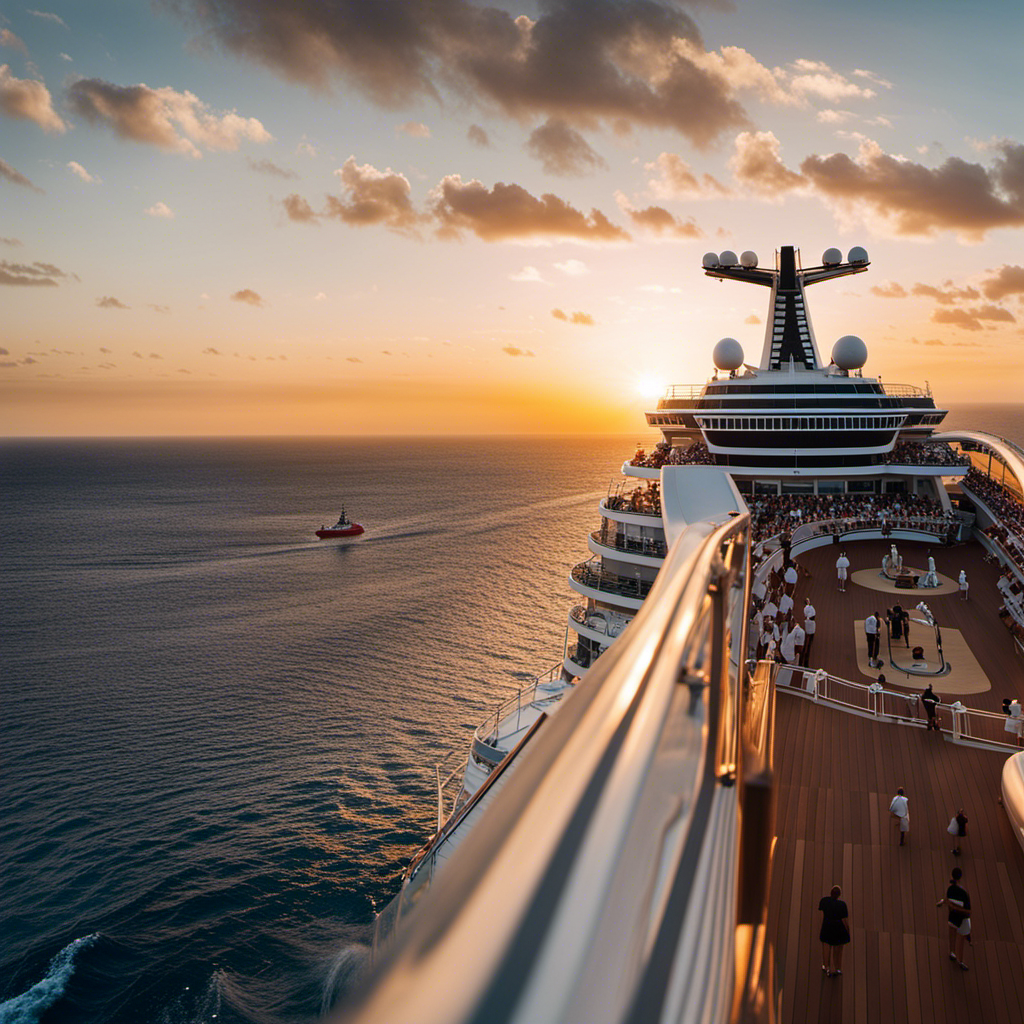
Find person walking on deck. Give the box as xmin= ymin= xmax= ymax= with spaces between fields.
xmin=801 ymin=608 xmax=816 ymax=667
xmin=921 ymin=684 xmax=940 ymax=731
xmin=889 ymin=787 xmax=910 ymax=846
xmin=836 ymin=551 xmax=850 ymax=592
xmin=865 ymin=611 xmax=880 ymax=667
xmin=937 ymin=867 xmax=971 ymax=969
xmin=948 ymin=808 xmax=968 ymax=857
xmin=818 ymin=885 xmax=850 ymax=978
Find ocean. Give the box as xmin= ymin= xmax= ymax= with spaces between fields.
xmin=2 ymin=406 xmax=1022 ymax=1023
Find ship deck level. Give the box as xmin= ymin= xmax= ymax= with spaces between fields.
xmin=767 ymin=538 xmax=1024 ymax=1024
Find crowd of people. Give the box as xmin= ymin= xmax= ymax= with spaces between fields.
xmin=881 ymin=441 xmax=970 ymax=466
xmin=629 ymin=441 xmax=714 ymax=468
xmin=963 ymin=468 xmax=1024 ymax=573
xmin=605 ymin=480 xmax=661 ymax=516
xmin=748 ymin=491 xmax=953 ymax=547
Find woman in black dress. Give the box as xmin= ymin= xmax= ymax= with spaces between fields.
xmin=819 ymin=884 xmax=851 ymax=977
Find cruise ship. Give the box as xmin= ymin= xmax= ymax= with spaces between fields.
xmin=342 ymin=246 xmax=1024 ymax=1024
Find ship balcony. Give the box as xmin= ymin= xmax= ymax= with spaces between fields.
xmin=589 ymin=529 xmax=667 ymax=564
xmin=569 ymin=604 xmax=632 ymax=643
xmin=600 ymin=495 xmax=662 ymax=522
xmin=565 ymin=636 xmax=605 ymax=674
xmin=569 ymin=559 xmax=653 ymax=609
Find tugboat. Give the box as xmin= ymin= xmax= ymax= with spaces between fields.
xmin=315 ymin=507 xmax=365 ymax=539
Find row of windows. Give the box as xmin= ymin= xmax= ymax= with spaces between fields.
xmin=697 ymin=415 xmax=904 ymax=431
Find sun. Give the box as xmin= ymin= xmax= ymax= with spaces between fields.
xmin=634 ymin=375 xmax=667 ymax=401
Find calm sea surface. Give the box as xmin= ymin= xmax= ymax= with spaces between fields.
xmin=2 ymin=406 xmax=1022 ymax=1023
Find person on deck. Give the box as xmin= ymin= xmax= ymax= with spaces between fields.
xmin=921 ymin=684 xmax=941 ymax=732
xmin=801 ymin=610 xmax=816 ymax=667
xmin=836 ymin=551 xmax=850 ymax=592
xmin=889 ymin=787 xmax=910 ymax=846
xmin=865 ymin=612 xmax=880 ymax=667
xmin=818 ymin=885 xmax=850 ymax=978
xmin=937 ymin=867 xmax=971 ymax=970
xmin=949 ymin=808 xmax=968 ymax=857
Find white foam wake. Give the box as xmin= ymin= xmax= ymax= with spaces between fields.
xmin=0 ymin=934 xmax=99 ymax=1024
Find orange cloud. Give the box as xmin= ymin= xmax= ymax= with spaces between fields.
xmin=525 ymin=119 xmax=606 ymax=176
xmin=0 ymin=157 xmax=41 ymax=191
xmin=0 ymin=64 xmax=66 ymax=132
xmin=325 ymin=156 xmax=421 ymax=231
xmin=230 ymin=288 xmax=264 ymax=306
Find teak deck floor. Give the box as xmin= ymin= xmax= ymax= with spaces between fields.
xmin=767 ymin=538 xmax=1024 ymax=1024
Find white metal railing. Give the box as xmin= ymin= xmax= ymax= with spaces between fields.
xmin=778 ymin=667 xmax=1022 ymax=751
xmin=660 ymin=384 xmax=707 ymax=401
xmin=472 ymin=663 xmax=567 ymax=749
xmin=881 ymin=382 xmax=932 ymax=398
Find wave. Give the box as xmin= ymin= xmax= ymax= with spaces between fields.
xmin=0 ymin=934 xmax=99 ymax=1024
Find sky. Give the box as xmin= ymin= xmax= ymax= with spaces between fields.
xmin=2 ymin=0 xmax=1023 ymax=435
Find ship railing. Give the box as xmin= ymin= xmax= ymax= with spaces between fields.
xmin=881 ymin=382 xmax=932 ymax=398
xmin=590 ymin=529 xmax=668 ymax=557
xmin=660 ymin=383 xmax=707 ymax=401
xmin=602 ymin=495 xmax=663 ymax=518
xmin=344 ymin=500 xmax=785 ymax=1024
xmin=569 ymin=603 xmax=633 ymax=637
xmin=571 ymin=559 xmax=655 ymax=599
xmin=471 ymin=662 xmax=568 ymax=751
xmin=778 ymin=667 xmax=1022 ymax=751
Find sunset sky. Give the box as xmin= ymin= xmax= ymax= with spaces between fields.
xmin=2 ymin=0 xmax=1023 ymax=435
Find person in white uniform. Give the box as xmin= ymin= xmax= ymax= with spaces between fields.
xmin=836 ymin=551 xmax=850 ymax=592
xmin=889 ymin=787 xmax=910 ymax=846
xmin=959 ymin=569 xmax=969 ymax=601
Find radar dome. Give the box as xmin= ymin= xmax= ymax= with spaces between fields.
xmin=718 ymin=250 xmax=738 ymax=267
xmin=848 ymin=245 xmax=869 ymax=265
xmin=702 ymin=252 xmax=720 ymax=268
xmin=713 ymin=337 xmax=744 ymax=371
xmin=832 ymin=335 xmax=868 ymax=370
xmin=740 ymin=250 xmax=759 ymax=268
xmin=822 ymin=247 xmax=842 ymax=266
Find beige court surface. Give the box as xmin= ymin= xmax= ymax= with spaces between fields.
xmin=853 ymin=619 xmax=991 ymax=694
xmin=850 ymin=567 xmax=961 ymax=596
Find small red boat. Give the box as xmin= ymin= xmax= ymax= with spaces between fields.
xmin=316 ymin=507 xmax=365 ymax=539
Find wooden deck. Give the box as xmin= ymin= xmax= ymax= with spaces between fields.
xmin=767 ymin=537 xmax=1024 ymax=1023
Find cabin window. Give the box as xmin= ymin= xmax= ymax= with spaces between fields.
xmin=817 ymin=480 xmax=845 ymax=494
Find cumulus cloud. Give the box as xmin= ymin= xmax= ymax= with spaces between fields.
xmin=169 ymin=0 xmax=750 ymax=147
xmin=0 ymin=259 xmax=72 ymax=286
xmin=432 ymin=175 xmax=629 ymax=243
xmin=645 ymin=151 xmax=727 ymax=199
xmin=325 ymin=156 xmax=420 ymax=231
xmin=525 ymin=118 xmax=606 ymax=176
xmin=615 ymin=192 xmax=701 ymax=238
xmin=67 ymin=78 xmax=271 ymax=157
xmin=817 ymin=109 xmax=855 ymax=125
xmin=397 ymin=120 xmax=430 ymax=138
xmin=467 ymin=124 xmax=489 ymax=147
xmin=871 ymin=281 xmax=908 ymax=298
xmin=510 ymin=265 xmax=546 ymax=283
xmin=502 ymin=345 xmax=535 ymax=357
xmin=730 ymin=130 xmax=805 ymax=197
xmin=911 ymin=282 xmax=980 ymax=304
xmin=248 ymin=156 xmax=297 ymax=178
xmin=146 ymin=201 xmax=174 ymax=218
xmin=551 ymin=308 xmax=594 ymax=325
xmin=0 ymin=64 xmax=67 ymax=132
xmin=0 ymin=30 xmax=27 ymax=54
xmin=799 ymin=137 xmax=1024 ymax=239
xmin=786 ymin=58 xmax=875 ymax=102
xmin=67 ymin=160 xmax=100 ymax=183
xmin=96 ymin=295 xmax=129 ymax=309
xmin=981 ymin=265 xmax=1024 ymax=301
xmin=282 ymin=193 xmax=318 ymax=223
xmin=231 ymin=288 xmax=264 ymax=306
xmin=0 ymin=156 xmax=42 ymax=191
xmin=931 ymin=305 xmax=1015 ymax=331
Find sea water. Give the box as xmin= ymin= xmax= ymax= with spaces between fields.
xmin=2 ymin=407 xmax=1021 ymax=1023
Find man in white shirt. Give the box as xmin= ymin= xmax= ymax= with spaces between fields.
xmin=783 ymin=562 xmax=798 ymax=595
xmin=763 ymin=596 xmax=779 ymax=622
xmin=801 ymin=612 xmax=816 ymax=666
xmin=779 ymin=591 xmax=794 ymax=617
xmin=804 ymin=598 xmax=816 ymax=621
xmin=865 ymin=611 xmax=880 ymax=666
xmin=836 ymin=551 xmax=850 ymax=592
xmin=889 ymin=787 xmax=910 ymax=846
xmin=780 ymin=621 xmax=805 ymax=665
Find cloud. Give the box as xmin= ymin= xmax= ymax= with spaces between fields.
xmin=432 ymin=175 xmax=629 ymax=243
xmin=231 ymin=288 xmax=264 ymax=306
xmin=853 ymin=68 xmax=894 ymax=90
xmin=510 ymin=265 xmax=546 ymax=283
xmin=96 ymin=295 xmax=129 ymax=309
xmin=645 ymin=151 xmax=727 ymax=199
xmin=981 ymin=265 xmax=1024 ymax=301
xmin=67 ymin=78 xmax=271 ymax=157
xmin=149 ymin=352 xmax=162 ymax=359
xmin=282 ymin=193 xmax=318 ymax=223
xmin=99 ymin=346 xmax=111 ymax=353
xmin=0 ymin=30 xmax=27 ymax=54
xmin=28 ymin=10 xmax=68 ymax=28
xmin=502 ymin=345 xmax=535 ymax=357
xmin=871 ymin=281 xmax=907 ymax=298
xmin=397 ymin=120 xmax=430 ymax=138
xmin=148 ymin=303 xmax=170 ymax=313
xmin=554 ymin=259 xmax=588 ymax=276
xmin=931 ymin=305 xmax=1015 ymax=331
xmin=145 ymin=201 xmax=174 ymax=218
xmin=248 ymin=156 xmax=297 ymax=178
xmin=730 ymin=130 xmax=805 ymax=197
xmin=910 ymin=282 xmax=979 ymax=305
xmin=786 ymin=58 xmax=875 ymax=102
xmin=346 ymin=356 xmax=363 ymax=363
xmin=169 ymin=0 xmax=750 ymax=147
xmin=324 ymin=156 xmax=420 ymax=231
xmin=67 ymin=160 xmax=101 ymax=183
xmin=0 ymin=64 xmax=67 ymax=132
xmin=817 ymin=109 xmax=855 ymax=125
xmin=1 ymin=236 xmax=22 ymax=246
xmin=0 ymin=157 xmax=42 ymax=191
xmin=615 ymin=192 xmax=701 ymax=238
xmin=0 ymin=259 xmax=71 ymax=286
xmin=525 ymin=118 xmax=606 ymax=176
xmin=550 ymin=309 xmax=594 ymax=325
xmin=202 ymin=346 xmax=220 ymax=355
xmin=467 ymin=124 xmax=489 ymax=147
xmin=799 ymin=137 xmax=1024 ymax=239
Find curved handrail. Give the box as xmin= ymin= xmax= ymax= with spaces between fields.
xmin=340 ymin=507 xmax=769 ymax=1024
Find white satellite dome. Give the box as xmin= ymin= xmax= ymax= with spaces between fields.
xmin=718 ymin=250 xmax=738 ymax=267
xmin=822 ymin=247 xmax=842 ymax=266
xmin=832 ymin=335 xmax=868 ymax=370
xmin=739 ymin=250 xmax=759 ymax=268
xmin=702 ymin=252 xmax=720 ymax=268
xmin=713 ymin=337 xmax=745 ymax=371
xmin=848 ymin=245 xmax=869 ymax=265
